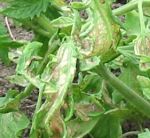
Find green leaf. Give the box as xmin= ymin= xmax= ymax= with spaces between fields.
xmin=67 ymin=117 xmax=99 ymax=138
xmin=0 ymin=35 xmax=24 ymax=48
xmin=117 ymin=45 xmax=138 ymax=64
xmin=80 ymin=56 xmax=100 ymax=71
xmin=0 ymin=22 xmax=7 ymax=35
xmin=91 ymin=114 xmax=122 ymax=138
xmin=144 ymin=7 xmax=150 ymax=17
xmin=112 ymin=61 xmax=143 ymax=104
xmin=137 ymin=76 xmax=150 ymax=100
xmin=16 ymin=42 xmax=42 ymax=74
xmin=30 ymin=38 xmax=78 ymax=136
xmin=80 ymin=74 xmax=102 ymax=94
xmin=119 ymin=62 xmax=142 ymax=92
xmin=0 ymin=90 xmax=19 ymax=113
xmin=71 ymin=0 xmax=91 ymax=10
xmin=124 ymin=11 xmax=141 ymax=36
xmin=7 ymin=75 xmax=29 ymax=87
xmin=51 ymin=17 xmax=73 ymax=28
xmin=0 ymin=47 xmax=9 ymax=64
xmin=0 ymin=112 xmax=29 ymax=138
xmin=1 ymin=0 xmax=49 ymax=19
xmin=0 ymin=30 xmax=25 ymax=64
xmin=138 ymin=129 xmax=150 ymax=138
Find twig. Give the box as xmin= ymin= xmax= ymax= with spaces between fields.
xmin=123 ymin=131 xmax=139 ymax=138
xmin=5 ymin=16 xmax=16 ymax=41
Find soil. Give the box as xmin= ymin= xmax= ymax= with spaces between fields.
xmin=0 ymin=1 xmax=150 ymax=138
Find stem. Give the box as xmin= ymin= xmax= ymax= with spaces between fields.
xmin=96 ymin=63 xmax=150 ymax=118
xmin=5 ymin=17 xmax=16 ymax=41
xmin=123 ymin=131 xmax=139 ymax=138
xmin=35 ymin=86 xmax=45 ymax=112
xmin=113 ymin=0 xmax=150 ymax=16
xmin=138 ymin=0 xmax=146 ymax=35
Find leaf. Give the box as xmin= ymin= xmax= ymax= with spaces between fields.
xmin=134 ymin=34 xmax=150 ymax=71
xmin=80 ymin=56 xmax=100 ymax=71
xmin=0 ymin=28 xmax=25 ymax=64
xmin=16 ymin=42 xmax=42 ymax=74
xmin=0 ymin=112 xmax=29 ymax=138
xmin=91 ymin=114 xmax=122 ymax=138
xmin=112 ymin=61 xmax=143 ymax=104
xmin=118 ymin=62 xmax=142 ymax=92
xmin=137 ymin=76 xmax=150 ymax=100
xmin=124 ymin=11 xmax=141 ymax=36
xmin=144 ymin=7 xmax=150 ymax=17
xmin=0 ymin=47 xmax=9 ymax=64
xmin=117 ymin=45 xmax=138 ymax=64
xmin=1 ymin=0 xmax=49 ymax=19
xmin=50 ymin=17 xmax=73 ymax=28
xmin=30 ymin=39 xmax=78 ymax=137
xmin=80 ymin=74 xmax=102 ymax=94
xmin=71 ymin=0 xmax=91 ymax=10
xmin=0 ymin=22 xmax=7 ymax=35
xmin=67 ymin=117 xmax=99 ymax=138
xmin=138 ymin=129 xmax=150 ymax=138
xmin=0 ymin=90 xmax=19 ymax=113
xmin=7 ymin=75 xmax=29 ymax=87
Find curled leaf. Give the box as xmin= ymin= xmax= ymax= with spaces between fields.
xmin=134 ymin=35 xmax=150 ymax=56
xmin=134 ymin=34 xmax=150 ymax=70
xmin=79 ymin=2 xmax=120 ymax=61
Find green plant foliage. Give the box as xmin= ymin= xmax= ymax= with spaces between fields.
xmin=137 ymin=75 xmax=150 ymax=100
xmin=91 ymin=114 xmax=122 ymax=138
xmin=1 ymin=0 xmax=49 ymax=19
xmin=138 ymin=129 xmax=150 ymax=138
xmin=0 ymin=0 xmax=150 ymax=138
xmin=0 ymin=112 xmax=29 ymax=138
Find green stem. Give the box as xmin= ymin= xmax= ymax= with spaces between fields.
xmin=122 ymin=131 xmax=139 ymax=138
xmin=138 ymin=0 xmax=146 ymax=35
xmin=96 ymin=63 xmax=150 ymax=117
xmin=113 ymin=0 xmax=150 ymax=16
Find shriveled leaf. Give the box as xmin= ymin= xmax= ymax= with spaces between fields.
xmin=134 ymin=34 xmax=150 ymax=71
xmin=1 ymin=0 xmax=49 ymax=19
xmin=16 ymin=42 xmax=42 ymax=74
xmin=80 ymin=1 xmax=120 ymax=61
xmin=139 ymin=56 xmax=150 ymax=71
xmin=30 ymin=39 xmax=78 ymax=137
xmin=0 ymin=112 xmax=29 ymax=138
